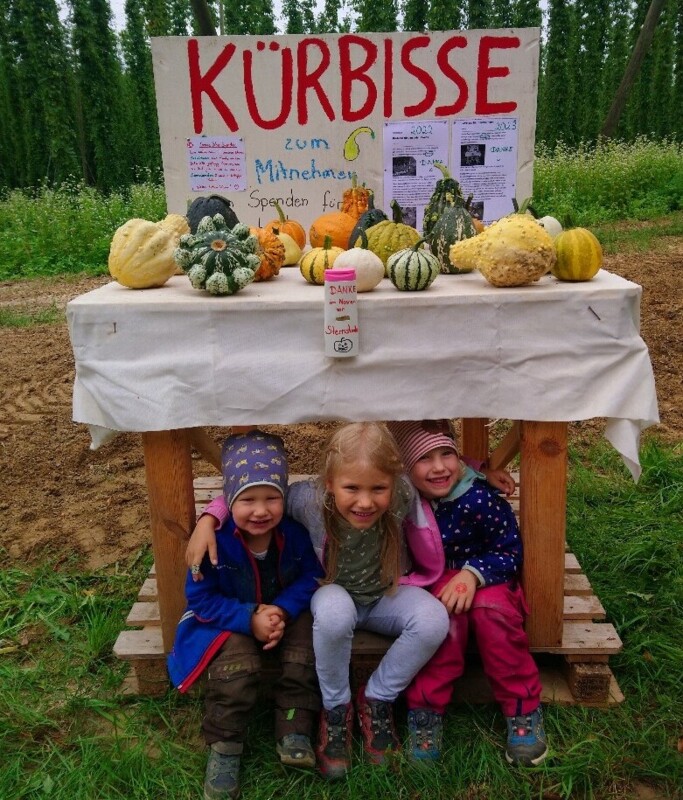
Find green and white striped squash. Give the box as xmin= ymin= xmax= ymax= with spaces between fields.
xmin=428 ymin=202 xmax=478 ymax=273
xmin=386 ymin=240 xmax=440 ymax=291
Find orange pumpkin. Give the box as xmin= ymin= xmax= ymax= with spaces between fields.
xmin=263 ymin=201 xmax=306 ymax=249
xmin=340 ymin=174 xmax=372 ymax=221
xmin=309 ymin=211 xmax=356 ymax=249
xmin=249 ymin=226 xmax=286 ymax=281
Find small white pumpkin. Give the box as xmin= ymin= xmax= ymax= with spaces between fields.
xmin=538 ymin=215 xmax=563 ymax=239
xmin=332 ymin=232 xmax=385 ymax=292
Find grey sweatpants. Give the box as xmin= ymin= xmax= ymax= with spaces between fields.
xmin=311 ymin=583 xmax=449 ymax=709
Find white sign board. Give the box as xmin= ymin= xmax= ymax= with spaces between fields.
xmin=151 ymin=30 xmax=540 ymax=230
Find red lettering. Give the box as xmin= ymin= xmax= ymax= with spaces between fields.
xmin=383 ymin=39 xmax=393 ymax=117
xmin=339 ymin=35 xmax=378 ymax=122
xmin=188 ymin=39 xmax=238 ymax=133
xmin=243 ymin=47 xmax=293 ymax=130
xmin=297 ymin=39 xmax=335 ymax=124
xmin=435 ymin=36 xmax=468 ymax=116
xmin=476 ymin=35 xmax=519 ymax=115
xmin=401 ymin=36 xmax=436 ymax=117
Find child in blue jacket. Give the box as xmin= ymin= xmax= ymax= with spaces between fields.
xmin=167 ymin=430 xmax=323 ymax=800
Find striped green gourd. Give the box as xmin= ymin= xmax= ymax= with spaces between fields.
xmin=428 ymin=200 xmax=478 ymax=273
xmin=386 ymin=240 xmax=440 ymax=291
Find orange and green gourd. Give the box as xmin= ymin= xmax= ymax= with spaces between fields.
xmin=551 ymin=228 xmax=603 ymax=281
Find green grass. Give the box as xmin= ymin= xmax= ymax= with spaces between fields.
xmin=533 ymin=136 xmax=683 ymax=227
xmin=0 ymin=304 xmax=63 ymax=327
xmin=1 ymin=136 xmax=682 ymax=281
xmin=1 ymin=442 xmax=681 ymax=799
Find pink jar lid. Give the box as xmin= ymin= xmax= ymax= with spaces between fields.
xmin=324 ymin=269 xmax=356 ymax=281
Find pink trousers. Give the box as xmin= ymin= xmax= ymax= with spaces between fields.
xmin=404 ymin=570 xmax=542 ymax=717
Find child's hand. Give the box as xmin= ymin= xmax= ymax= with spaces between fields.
xmin=252 ymin=604 xmax=286 ymax=650
xmin=185 ymin=515 xmax=219 ymax=580
xmin=437 ymin=570 xmax=478 ymax=615
xmin=482 ymin=467 xmax=516 ymax=496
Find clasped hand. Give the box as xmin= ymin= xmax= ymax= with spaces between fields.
xmin=250 ymin=604 xmax=286 ymax=650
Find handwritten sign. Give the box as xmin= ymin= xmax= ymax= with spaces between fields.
xmin=152 ymin=30 xmax=540 ymax=230
xmin=187 ymin=136 xmax=247 ymax=192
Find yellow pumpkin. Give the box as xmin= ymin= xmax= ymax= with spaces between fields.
xmin=309 ymin=211 xmax=356 ymax=249
xmin=552 ymin=228 xmax=603 ymax=282
xmin=108 ymin=218 xmax=178 ymax=289
xmin=264 ymin=201 xmax=306 ymax=249
xmin=299 ymin=236 xmax=344 ymax=285
xmin=249 ymin=226 xmax=286 ymax=281
xmin=158 ymin=213 xmax=191 ymax=274
xmin=270 ymin=225 xmax=302 ymax=266
xmin=363 ymin=200 xmax=422 ymax=268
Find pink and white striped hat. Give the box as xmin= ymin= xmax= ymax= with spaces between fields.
xmin=386 ymin=420 xmax=458 ymax=472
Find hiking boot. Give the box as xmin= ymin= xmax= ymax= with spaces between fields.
xmin=356 ymin=685 xmax=400 ymax=764
xmin=407 ymin=708 xmax=443 ymax=761
xmin=204 ymin=745 xmax=241 ymax=800
xmin=316 ymin=702 xmax=353 ymax=780
xmin=276 ymin=733 xmax=316 ymax=769
xmin=505 ymin=707 xmax=548 ymax=766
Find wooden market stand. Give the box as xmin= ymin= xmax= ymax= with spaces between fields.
xmin=67 ymin=269 xmax=658 ymax=707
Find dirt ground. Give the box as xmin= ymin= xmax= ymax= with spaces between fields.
xmin=1 ymin=240 xmax=681 ymax=570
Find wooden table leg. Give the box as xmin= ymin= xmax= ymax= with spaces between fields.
xmin=461 ymin=418 xmax=489 ymax=463
xmin=519 ymin=421 xmax=567 ymax=648
xmin=142 ymin=429 xmax=196 ymax=653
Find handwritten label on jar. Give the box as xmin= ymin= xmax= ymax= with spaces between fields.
xmin=324 ymin=269 xmax=359 ymax=358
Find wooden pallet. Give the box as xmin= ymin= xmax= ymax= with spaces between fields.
xmin=114 ymin=475 xmax=624 ymax=706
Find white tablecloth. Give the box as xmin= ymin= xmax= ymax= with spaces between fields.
xmin=67 ymin=269 xmax=659 ymax=480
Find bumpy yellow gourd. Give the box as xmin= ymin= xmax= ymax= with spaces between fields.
xmin=108 ymin=218 xmax=179 ymax=289
xmin=449 ymin=214 xmax=556 ymax=287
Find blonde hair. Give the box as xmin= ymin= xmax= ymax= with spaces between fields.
xmin=321 ymin=422 xmax=404 ymax=591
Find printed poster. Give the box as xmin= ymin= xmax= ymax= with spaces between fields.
xmin=383 ymin=120 xmax=449 ymax=232
xmin=451 ymin=117 xmax=519 ymax=224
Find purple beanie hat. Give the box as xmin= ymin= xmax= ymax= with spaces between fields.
xmin=221 ymin=430 xmax=289 ymax=508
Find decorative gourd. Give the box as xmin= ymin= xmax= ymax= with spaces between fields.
xmin=386 ymin=240 xmax=440 ymax=291
xmin=422 ymin=162 xmax=466 ymax=239
xmin=249 ymin=226 xmax=286 ymax=280
xmin=174 ymin=215 xmax=261 ymax=295
xmin=340 ymin=174 xmax=372 ymax=220
xmin=428 ymin=200 xmax=478 ymax=273
xmin=264 ymin=201 xmax=306 ymax=249
xmin=158 ymin=214 xmax=191 ymax=274
xmin=186 ymin=195 xmax=240 ymax=233
xmin=108 ymin=218 xmax=178 ymax=289
xmin=299 ymin=236 xmax=344 ymax=285
xmin=364 ymin=200 xmax=422 ymax=270
xmin=309 ymin=210 xmax=357 ymax=249
xmin=158 ymin=213 xmax=190 ymax=240
xmin=538 ymin=215 xmax=563 ymax=239
xmin=270 ymin=225 xmax=302 ymax=266
xmin=551 ymin=228 xmax=603 ymax=282
xmin=332 ymin=231 xmax=385 ymax=292
xmin=347 ymin=192 xmax=388 ymax=248
xmin=449 ymin=212 xmax=556 ymax=287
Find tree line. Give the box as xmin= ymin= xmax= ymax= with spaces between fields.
xmin=1 ymin=0 xmax=681 ymax=192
